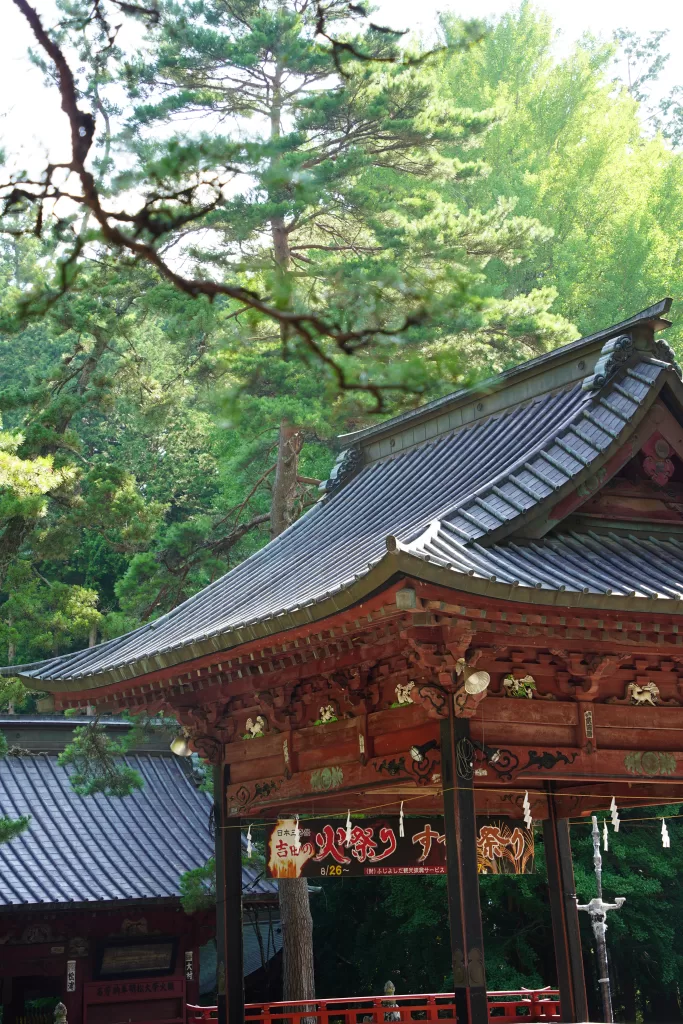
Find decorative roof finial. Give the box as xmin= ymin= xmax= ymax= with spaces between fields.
xmin=582 ymin=334 xmax=634 ymax=391
xmin=320 ymin=447 xmax=363 ymax=494
xmin=583 ymin=328 xmax=682 ymax=392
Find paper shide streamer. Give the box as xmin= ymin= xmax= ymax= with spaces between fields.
xmin=610 ymin=797 xmax=620 ymax=832
xmin=662 ymin=818 xmax=671 ymax=849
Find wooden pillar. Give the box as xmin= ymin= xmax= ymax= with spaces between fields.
xmin=64 ymin=959 xmax=80 ymax=1024
xmin=214 ymin=763 xmax=244 ymax=1024
xmin=185 ymin=940 xmax=201 ymax=1006
xmin=543 ymin=785 xmax=588 ymax=1024
xmin=440 ymin=713 xmax=488 ymax=1024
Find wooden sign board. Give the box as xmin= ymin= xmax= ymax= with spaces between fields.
xmin=95 ymin=938 xmax=177 ymax=979
xmin=265 ymin=816 xmax=533 ymax=878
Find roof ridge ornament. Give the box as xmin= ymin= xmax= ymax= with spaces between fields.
xmin=583 ymin=331 xmax=682 ymax=392
xmin=582 ymin=334 xmax=635 ymax=391
xmin=652 ymin=337 xmax=683 ymax=378
xmin=320 ymin=447 xmax=363 ymax=495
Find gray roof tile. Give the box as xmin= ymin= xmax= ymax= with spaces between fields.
xmin=412 ymin=527 xmax=683 ymax=598
xmin=0 ymin=753 xmax=277 ymax=906
xmin=7 ymin=342 xmax=679 ymax=687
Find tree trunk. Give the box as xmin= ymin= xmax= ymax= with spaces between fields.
xmin=266 ymin=59 xmax=314 ymax=1006
xmin=270 ymin=421 xmax=314 ymax=1002
xmin=7 ymin=614 xmax=14 ymax=666
xmin=271 ymin=421 xmax=304 ymax=540
xmin=279 ymin=878 xmax=316 ymax=1002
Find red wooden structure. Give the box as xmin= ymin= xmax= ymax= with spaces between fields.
xmin=13 ymin=298 xmax=683 ymax=1024
xmin=188 ymin=990 xmax=562 ymax=1024
xmin=0 ymin=716 xmax=278 ymax=1024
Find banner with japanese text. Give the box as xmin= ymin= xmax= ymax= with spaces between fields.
xmin=265 ymin=816 xmax=534 ymax=877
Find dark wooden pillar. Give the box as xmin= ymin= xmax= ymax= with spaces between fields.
xmin=543 ymin=785 xmax=588 ymax=1023
xmin=214 ymin=763 xmax=244 ymax=1024
xmin=440 ymin=713 xmax=488 ymax=1024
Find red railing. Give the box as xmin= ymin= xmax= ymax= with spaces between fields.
xmin=188 ymin=989 xmax=560 ymax=1024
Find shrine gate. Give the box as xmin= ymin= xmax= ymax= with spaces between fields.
xmin=12 ymin=298 xmax=683 ymax=1024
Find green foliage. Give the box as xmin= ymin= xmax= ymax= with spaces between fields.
xmin=0 ymin=813 xmax=31 ymax=845
xmin=0 ymin=0 xmax=576 ymax=668
xmin=437 ymin=5 xmax=683 ymax=362
xmin=57 ymin=716 xmax=148 ymax=797
xmin=57 ymin=711 xmax=179 ymax=798
xmin=180 ymin=856 xmax=216 ymax=914
xmin=0 ymin=729 xmax=31 ymax=844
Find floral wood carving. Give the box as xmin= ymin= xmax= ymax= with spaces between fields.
xmin=244 ymin=715 xmax=267 ymax=738
xmin=643 ymin=434 xmax=675 ymax=486
xmin=395 ymin=681 xmax=415 ymax=705
xmin=316 ymin=704 xmax=338 ymax=724
xmin=624 ymin=751 xmax=676 ymax=776
xmin=495 ymin=672 xmax=556 ymax=701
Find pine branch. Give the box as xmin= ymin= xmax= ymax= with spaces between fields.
xmin=6 ymin=0 xmax=437 ymax=410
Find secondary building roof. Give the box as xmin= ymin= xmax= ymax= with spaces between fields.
xmin=0 ymin=718 xmax=278 ymax=908
xmin=7 ymin=298 xmax=683 ymax=692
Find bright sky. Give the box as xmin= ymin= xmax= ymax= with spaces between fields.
xmin=1 ymin=0 xmax=681 ymax=172
xmin=376 ymin=0 xmax=683 ymax=99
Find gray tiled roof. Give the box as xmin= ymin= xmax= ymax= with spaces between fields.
xmin=409 ymin=528 xmax=683 ymax=598
xmin=0 ymin=752 xmax=277 ymax=906
xmin=11 ymin=379 xmax=604 ymax=683
xmin=7 ymin=318 xmax=683 ymax=688
xmin=444 ymin=363 xmax=658 ymax=542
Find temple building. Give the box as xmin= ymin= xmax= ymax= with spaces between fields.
xmin=9 ymin=298 xmax=683 ymax=1024
xmin=0 ymin=716 xmax=280 ymax=1024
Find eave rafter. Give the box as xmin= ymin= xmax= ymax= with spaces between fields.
xmin=50 ymin=577 xmax=683 ymax=820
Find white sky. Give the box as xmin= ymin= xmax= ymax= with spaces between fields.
xmin=376 ymin=0 xmax=683 ymax=98
xmin=1 ymin=0 xmax=681 ymax=171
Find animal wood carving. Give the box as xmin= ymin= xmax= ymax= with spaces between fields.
xmin=245 ymin=715 xmax=266 ymax=738
xmin=628 ymin=681 xmax=660 ymax=706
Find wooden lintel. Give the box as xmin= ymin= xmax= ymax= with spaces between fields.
xmin=227 ymin=740 xmax=683 ymax=819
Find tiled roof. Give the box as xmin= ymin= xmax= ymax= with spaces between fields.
xmin=443 ymin=363 xmax=658 ymax=542
xmin=409 ymin=528 xmax=683 ymax=598
xmin=7 ymin=305 xmax=683 ymax=690
xmin=0 ymin=752 xmax=277 ymax=907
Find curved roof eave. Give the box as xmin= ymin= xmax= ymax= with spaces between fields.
xmin=18 ymin=546 xmax=683 ymax=696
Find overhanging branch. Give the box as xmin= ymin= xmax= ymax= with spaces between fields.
xmin=6 ymin=0 xmax=434 ymax=410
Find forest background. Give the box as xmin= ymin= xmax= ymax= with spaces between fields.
xmin=1 ymin=0 xmax=683 ymax=1020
